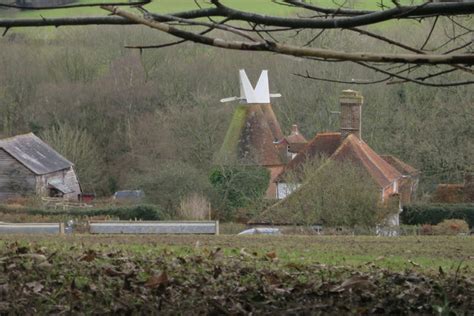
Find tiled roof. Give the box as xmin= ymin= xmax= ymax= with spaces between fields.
xmin=284 ymin=125 xmax=307 ymax=145
xmin=287 ymin=142 xmax=306 ymax=154
xmin=276 ymin=132 xmax=341 ymax=180
xmin=216 ymin=103 xmax=285 ymax=166
xmin=331 ymin=135 xmax=402 ymax=189
xmin=0 ymin=133 xmax=73 ymax=175
xmin=284 ymin=125 xmax=307 ymax=154
xmin=380 ymin=155 xmax=419 ymax=176
xmin=276 ymin=133 xmax=402 ymax=189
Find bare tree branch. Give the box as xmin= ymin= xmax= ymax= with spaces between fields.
xmin=354 ymin=61 xmax=474 ymax=87
xmin=420 ymin=16 xmax=438 ymax=50
xmin=293 ymin=71 xmax=392 ymax=85
xmin=100 ymin=6 xmax=474 ymax=65
xmin=0 ymin=0 xmax=472 ymax=86
xmin=0 ymin=0 xmax=150 ymax=10
xmin=1 ymin=2 xmax=473 ymax=29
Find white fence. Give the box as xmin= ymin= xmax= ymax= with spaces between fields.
xmin=88 ymin=220 xmax=219 ymax=235
xmin=0 ymin=221 xmax=220 ymax=235
xmin=0 ymin=222 xmax=63 ymax=234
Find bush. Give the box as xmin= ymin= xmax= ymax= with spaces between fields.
xmin=209 ymin=165 xmax=270 ymax=221
xmin=433 ymin=219 xmax=470 ymax=235
xmin=401 ymin=204 xmax=474 ymax=227
xmin=126 ymin=161 xmax=213 ymax=213
xmin=178 ymin=193 xmax=210 ymax=220
xmin=0 ymin=204 xmax=168 ymax=221
xmin=419 ymin=224 xmax=433 ymax=235
xmin=257 ymin=160 xmax=395 ymax=227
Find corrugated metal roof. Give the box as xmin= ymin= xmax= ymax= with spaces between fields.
xmin=113 ymin=190 xmax=145 ymax=200
xmin=48 ymin=179 xmax=74 ymax=194
xmin=0 ymin=133 xmax=73 ymax=175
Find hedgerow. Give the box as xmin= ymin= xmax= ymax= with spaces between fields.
xmin=0 ymin=204 xmax=168 ymax=221
xmin=401 ymin=204 xmax=474 ymax=227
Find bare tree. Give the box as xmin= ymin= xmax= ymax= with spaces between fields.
xmin=0 ymin=0 xmax=472 ymax=86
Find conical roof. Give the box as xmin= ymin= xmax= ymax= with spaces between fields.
xmin=216 ymin=103 xmax=285 ymax=166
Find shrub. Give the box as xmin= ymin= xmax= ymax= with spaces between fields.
xmin=258 ymin=160 xmax=396 ymax=227
xmin=209 ymin=165 xmax=270 ymax=221
xmin=420 ymin=224 xmax=433 ymax=235
xmin=126 ymin=161 xmax=212 ymax=213
xmin=433 ymin=219 xmax=470 ymax=235
xmin=178 ymin=193 xmax=210 ymax=220
xmin=401 ymin=204 xmax=474 ymax=227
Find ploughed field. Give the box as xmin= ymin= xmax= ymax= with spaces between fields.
xmin=0 ymin=235 xmax=472 ymax=314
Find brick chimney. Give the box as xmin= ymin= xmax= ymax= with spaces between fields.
xmin=340 ymin=89 xmax=364 ymax=140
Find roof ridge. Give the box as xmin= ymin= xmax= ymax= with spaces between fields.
xmin=317 ymin=132 xmax=341 ymax=136
xmin=353 ymin=137 xmax=402 ymax=187
xmin=329 ymin=134 xmax=352 ymax=158
xmin=359 ymin=141 xmax=401 ymax=177
xmin=0 ymin=132 xmax=35 ymax=145
xmin=0 ymin=133 xmax=73 ymax=175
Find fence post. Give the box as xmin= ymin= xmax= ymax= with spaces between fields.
xmin=215 ymin=220 xmax=219 ymax=235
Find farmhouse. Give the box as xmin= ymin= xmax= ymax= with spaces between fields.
xmin=250 ymin=90 xmax=419 ymax=228
xmin=216 ymin=70 xmax=419 ymax=217
xmin=274 ymin=90 xmax=418 ymax=204
xmin=0 ymin=133 xmax=81 ymax=200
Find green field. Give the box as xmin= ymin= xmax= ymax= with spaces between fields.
xmin=0 ymin=235 xmax=472 ymax=314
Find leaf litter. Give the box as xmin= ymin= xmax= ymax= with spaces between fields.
xmin=0 ymin=240 xmax=472 ymax=314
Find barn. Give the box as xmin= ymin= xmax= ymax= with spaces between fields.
xmin=0 ymin=133 xmax=81 ymax=201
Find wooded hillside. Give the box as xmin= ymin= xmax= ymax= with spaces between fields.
xmin=0 ymin=24 xmax=471 ymax=209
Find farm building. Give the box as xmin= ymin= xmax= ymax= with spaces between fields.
xmin=216 ymin=70 xmax=306 ymax=198
xmin=0 ymin=133 xmax=81 ymax=201
xmin=274 ymin=90 xmax=419 ymax=205
xmin=249 ymin=90 xmax=419 ymax=227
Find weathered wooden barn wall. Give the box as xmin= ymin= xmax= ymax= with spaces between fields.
xmin=0 ymin=149 xmax=35 ymax=200
xmin=35 ymin=167 xmax=81 ymax=200
xmin=64 ymin=167 xmax=81 ymax=199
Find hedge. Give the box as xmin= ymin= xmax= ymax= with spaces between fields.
xmin=401 ymin=204 xmax=474 ymax=227
xmin=0 ymin=204 xmax=168 ymax=221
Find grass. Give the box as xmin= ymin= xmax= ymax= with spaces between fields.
xmin=1 ymin=234 xmax=472 ymax=272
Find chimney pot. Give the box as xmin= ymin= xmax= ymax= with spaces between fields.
xmin=291 ymin=124 xmax=299 ymax=134
xmin=340 ymin=89 xmax=363 ymax=139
